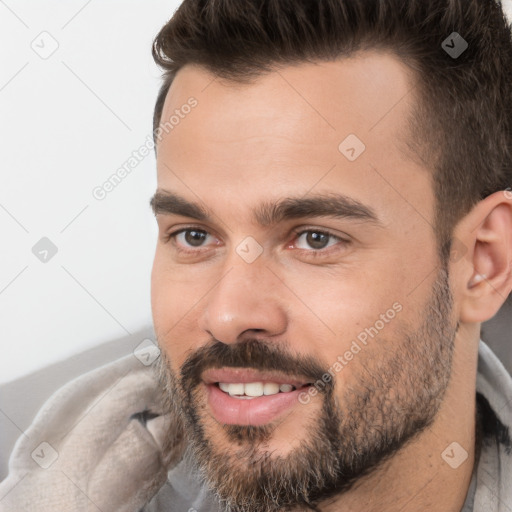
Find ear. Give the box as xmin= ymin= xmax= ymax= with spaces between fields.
xmin=455 ymin=190 xmax=512 ymax=323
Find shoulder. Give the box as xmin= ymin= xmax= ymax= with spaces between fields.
xmin=477 ymin=340 xmax=512 ymax=444
xmin=474 ymin=341 xmax=512 ymax=510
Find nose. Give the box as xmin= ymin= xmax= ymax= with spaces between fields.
xmin=198 ymin=254 xmax=288 ymax=344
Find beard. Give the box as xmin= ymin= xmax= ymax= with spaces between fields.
xmin=155 ymin=265 xmax=456 ymax=512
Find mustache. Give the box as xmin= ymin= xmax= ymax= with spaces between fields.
xmin=179 ymin=338 xmax=332 ymax=392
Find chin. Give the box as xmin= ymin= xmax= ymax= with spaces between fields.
xmin=201 ymin=403 xmax=318 ymax=459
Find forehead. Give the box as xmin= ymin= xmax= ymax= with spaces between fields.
xmin=160 ymin=51 xmax=415 ymax=147
xmin=156 ymin=51 xmax=432 ymax=227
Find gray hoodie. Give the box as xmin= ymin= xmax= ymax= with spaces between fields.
xmin=0 ymin=340 xmax=510 ymax=511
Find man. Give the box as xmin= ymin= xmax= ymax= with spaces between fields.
xmin=1 ymin=0 xmax=511 ymax=511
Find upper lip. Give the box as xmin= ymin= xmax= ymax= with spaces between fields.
xmin=202 ymin=368 xmax=313 ymax=388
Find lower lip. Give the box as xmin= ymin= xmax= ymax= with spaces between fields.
xmin=205 ymin=384 xmax=307 ymax=426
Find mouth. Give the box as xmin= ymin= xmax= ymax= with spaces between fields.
xmin=202 ymin=368 xmax=314 ymax=426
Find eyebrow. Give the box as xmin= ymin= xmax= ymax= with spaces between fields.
xmin=150 ymin=190 xmax=381 ymax=226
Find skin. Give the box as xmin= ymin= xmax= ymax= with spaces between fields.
xmin=150 ymin=52 xmax=512 ymax=511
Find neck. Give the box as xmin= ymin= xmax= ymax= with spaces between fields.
xmin=316 ymin=326 xmax=479 ymax=512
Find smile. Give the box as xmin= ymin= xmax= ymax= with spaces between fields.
xmin=202 ymin=368 xmax=314 ymax=425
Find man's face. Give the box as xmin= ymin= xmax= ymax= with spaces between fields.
xmin=151 ymin=52 xmax=457 ymax=510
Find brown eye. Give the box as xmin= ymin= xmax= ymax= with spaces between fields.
xmin=183 ymin=229 xmax=208 ymax=247
xmin=295 ymin=230 xmax=339 ymax=250
xmin=169 ymin=228 xmax=214 ymax=249
xmin=305 ymin=231 xmax=329 ymax=249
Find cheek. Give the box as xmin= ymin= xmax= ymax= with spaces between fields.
xmin=151 ymin=252 xmax=221 ymax=366
xmin=280 ymin=264 xmax=413 ymax=376
xmin=151 ymin=255 xmax=195 ymax=355
xmin=151 ymin=250 xmax=198 ymax=317
xmin=284 ymin=265 xmax=399 ymax=330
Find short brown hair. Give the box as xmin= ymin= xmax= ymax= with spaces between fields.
xmin=152 ymin=0 xmax=512 ymax=256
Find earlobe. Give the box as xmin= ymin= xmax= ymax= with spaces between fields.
xmin=458 ymin=191 xmax=512 ymax=324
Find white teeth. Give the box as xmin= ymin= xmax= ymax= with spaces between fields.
xmin=218 ymin=382 xmax=296 ymax=397
xmin=244 ymin=382 xmax=264 ymax=397
xmin=227 ymin=383 xmax=244 ymax=396
xmin=263 ymin=382 xmax=280 ymax=395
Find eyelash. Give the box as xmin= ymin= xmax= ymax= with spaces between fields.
xmin=163 ymin=226 xmax=349 ymax=256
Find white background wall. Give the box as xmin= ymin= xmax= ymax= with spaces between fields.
xmin=1 ymin=1 xmax=512 ymax=384
xmin=0 ymin=0 xmax=181 ymax=383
